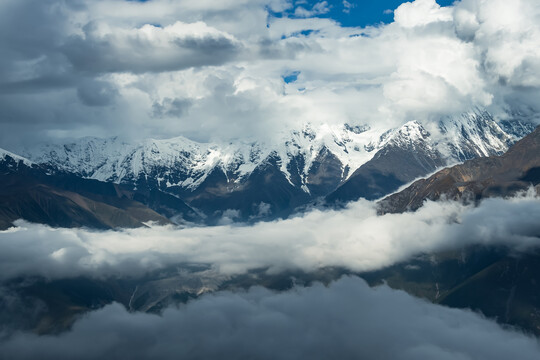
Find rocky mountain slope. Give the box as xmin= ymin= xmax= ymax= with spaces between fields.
xmin=361 ymin=246 xmax=540 ymax=336
xmin=379 ymin=124 xmax=540 ymax=213
xmin=0 ymin=151 xmax=198 ymax=230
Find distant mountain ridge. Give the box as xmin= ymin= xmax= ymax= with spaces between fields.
xmin=4 ymin=109 xmax=536 ymax=223
xmin=0 ymin=153 xmax=198 ymax=230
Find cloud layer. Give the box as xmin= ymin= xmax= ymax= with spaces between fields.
xmin=1 ymin=193 xmax=539 ymax=281
xmin=1 ymin=276 xmax=539 ymax=360
xmin=1 ymin=0 xmax=540 ymax=148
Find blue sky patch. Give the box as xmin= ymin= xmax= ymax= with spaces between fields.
xmin=282 ymin=71 xmax=301 ymax=84
xmin=270 ymin=0 xmax=456 ymax=28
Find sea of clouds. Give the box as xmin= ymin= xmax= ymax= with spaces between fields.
xmin=1 ymin=194 xmax=540 ymax=358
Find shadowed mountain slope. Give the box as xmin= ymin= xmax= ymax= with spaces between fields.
xmin=0 ymin=152 xmax=198 ymax=229
xmin=379 ymin=125 xmax=540 ymax=213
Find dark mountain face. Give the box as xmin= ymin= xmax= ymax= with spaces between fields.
xmin=1 ymin=265 xmax=350 ymax=335
xmin=379 ymin=125 xmax=540 ymax=214
xmin=0 ymin=155 xmax=199 ymax=230
xmin=199 ymin=155 xmax=312 ymax=222
xmin=0 ymin=149 xmax=324 ymax=227
xmin=361 ymin=246 xmax=540 ymax=336
xmin=181 ymin=149 xmax=347 ymax=222
xmin=178 ymin=155 xmax=311 ymax=222
xmin=303 ymin=148 xmax=345 ymax=196
xmin=8 ymin=244 xmax=540 ymax=337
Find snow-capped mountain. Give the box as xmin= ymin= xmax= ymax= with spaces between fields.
xmin=435 ymin=110 xmax=520 ymax=162
xmin=19 ymin=123 xmax=384 ymax=195
xmin=0 ymin=148 xmax=33 ymax=168
xmin=327 ymin=110 xmax=535 ymax=204
xmin=14 ymin=110 xmax=535 ymax=221
xmin=0 ymin=149 xmax=199 ymax=230
xmin=379 ymin=121 xmax=540 ymax=214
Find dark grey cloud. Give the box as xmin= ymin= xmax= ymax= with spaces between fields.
xmin=0 ymin=287 xmax=47 ymax=334
xmin=77 ymin=79 xmax=119 ymax=106
xmin=152 ymin=97 xmax=192 ymax=118
xmin=0 ymin=1 xmax=241 ymax=85
xmin=0 ymin=0 xmax=68 ymax=64
xmin=257 ymin=37 xmax=315 ymax=59
xmin=62 ymin=21 xmax=242 ymax=75
xmin=0 ymin=0 xmax=80 ymax=92
xmin=0 ymin=75 xmax=76 ymax=95
xmin=0 ymin=0 xmax=246 ymax=147
xmin=0 ymin=277 xmax=538 ymax=360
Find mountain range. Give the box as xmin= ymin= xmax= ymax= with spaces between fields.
xmin=1 ymin=109 xmax=534 ymax=228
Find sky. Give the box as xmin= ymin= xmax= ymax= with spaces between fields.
xmin=1 ymin=0 xmax=540 ymax=149
xmin=269 ymin=0 xmax=456 ymax=27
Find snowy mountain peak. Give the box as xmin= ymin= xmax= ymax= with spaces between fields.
xmin=435 ymin=110 xmax=515 ymax=162
xmin=385 ymin=121 xmax=430 ymax=147
xmin=0 ymin=148 xmax=33 ymax=167
xmin=13 ymin=111 xmax=534 ymax=198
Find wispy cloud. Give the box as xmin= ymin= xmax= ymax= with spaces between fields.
xmin=294 ymin=1 xmax=331 ymax=18
xmin=342 ymin=0 xmax=355 ymax=14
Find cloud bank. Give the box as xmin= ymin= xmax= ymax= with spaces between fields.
xmin=1 ymin=276 xmax=539 ymax=360
xmin=1 ymin=0 xmax=540 ymax=148
xmin=1 ymin=194 xmax=539 ymax=358
xmin=1 ymin=193 xmax=539 ymax=281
